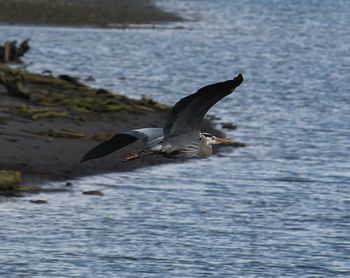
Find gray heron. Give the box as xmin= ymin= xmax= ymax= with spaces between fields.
xmin=81 ymin=73 xmax=243 ymax=163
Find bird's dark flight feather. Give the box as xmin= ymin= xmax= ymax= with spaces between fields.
xmin=163 ymin=73 xmax=243 ymax=138
xmin=80 ymin=133 xmax=138 ymax=163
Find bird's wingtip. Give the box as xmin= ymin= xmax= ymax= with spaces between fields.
xmin=234 ymin=73 xmax=243 ymax=82
xmin=230 ymin=73 xmax=243 ymax=88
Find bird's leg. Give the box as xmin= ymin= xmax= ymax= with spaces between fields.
xmin=122 ymin=151 xmax=155 ymax=162
xmin=122 ymin=152 xmax=140 ymax=162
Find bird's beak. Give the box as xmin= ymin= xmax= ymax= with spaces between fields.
xmin=214 ymin=136 xmax=233 ymax=145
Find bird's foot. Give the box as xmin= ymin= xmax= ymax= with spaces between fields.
xmin=122 ymin=153 xmax=139 ymax=162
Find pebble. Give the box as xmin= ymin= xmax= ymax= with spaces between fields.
xmin=221 ymin=122 xmax=237 ymax=130
xmin=30 ymin=200 xmax=48 ymax=204
xmin=82 ymin=190 xmax=104 ymax=196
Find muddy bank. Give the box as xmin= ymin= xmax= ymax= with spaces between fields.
xmin=0 ymin=66 xmax=242 ymax=184
xmin=0 ymin=0 xmax=180 ymax=28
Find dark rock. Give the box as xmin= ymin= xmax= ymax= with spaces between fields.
xmin=19 ymin=40 xmax=30 ymax=56
xmin=30 ymin=200 xmax=48 ymax=204
xmin=58 ymin=75 xmax=84 ymax=86
xmin=0 ymin=39 xmax=30 ymax=63
xmin=95 ymin=88 xmax=111 ymax=95
xmin=82 ymin=190 xmax=104 ymax=196
xmin=221 ymin=122 xmax=237 ymax=130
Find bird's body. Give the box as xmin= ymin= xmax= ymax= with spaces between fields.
xmin=161 ymin=132 xmax=214 ymax=158
xmin=81 ymin=74 xmax=243 ymax=163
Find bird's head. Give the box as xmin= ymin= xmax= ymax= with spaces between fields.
xmin=201 ymin=132 xmax=233 ymax=146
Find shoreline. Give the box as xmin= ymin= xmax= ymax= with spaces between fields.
xmin=0 ymin=0 xmax=181 ymax=28
xmin=0 ymin=66 xmax=243 ymax=187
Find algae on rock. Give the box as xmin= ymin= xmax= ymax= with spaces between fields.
xmin=0 ymin=170 xmax=41 ymax=193
xmin=0 ymin=170 xmax=21 ymax=190
xmin=0 ymin=66 xmax=169 ymax=122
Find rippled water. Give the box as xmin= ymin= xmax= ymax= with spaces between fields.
xmin=1 ymin=0 xmax=350 ymax=276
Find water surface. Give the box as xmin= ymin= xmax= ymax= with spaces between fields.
xmin=1 ymin=0 xmax=350 ymax=276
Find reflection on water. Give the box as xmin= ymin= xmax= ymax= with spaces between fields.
xmin=1 ymin=0 xmax=350 ymax=276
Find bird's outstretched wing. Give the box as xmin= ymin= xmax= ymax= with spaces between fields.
xmin=80 ymin=128 xmax=162 ymax=163
xmin=163 ymin=73 xmax=243 ymax=140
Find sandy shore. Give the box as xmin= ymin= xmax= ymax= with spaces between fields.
xmin=0 ymin=0 xmax=180 ymax=27
xmin=0 ymin=66 xmax=240 ymax=184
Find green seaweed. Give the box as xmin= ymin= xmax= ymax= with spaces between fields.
xmin=0 ymin=170 xmax=21 ymax=190
xmin=27 ymin=128 xmax=113 ymax=142
xmin=69 ymin=106 xmax=91 ymax=114
xmin=0 ymin=169 xmax=41 ymax=193
xmin=45 ymin=129 xmax=86 ymax=139
xmin=90 ymin=134 xmax=112 ymax=141
xmin=5 ymin=104 xmax=68 ymax=120
xmin=24 ymin=73 xmax=76 ymax=87
xmin=14 ymin=184 xmax=41 ymax=192
xmin=0 ymin=65 xmax=170 ymax=122
xmin=31 ymin=111 xmax=68 ymax=120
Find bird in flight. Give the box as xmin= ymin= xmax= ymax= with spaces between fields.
xmin=81 ymin=73 xmax=243 ymax=163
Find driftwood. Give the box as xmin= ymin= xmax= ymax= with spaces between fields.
xmin=0 ymin=39 xmax=30 ymax=63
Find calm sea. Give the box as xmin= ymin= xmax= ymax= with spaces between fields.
xmin=1 ymin=0 xmax=350 ymax=276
